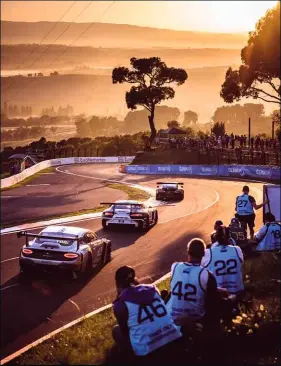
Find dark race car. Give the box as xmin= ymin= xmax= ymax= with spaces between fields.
xmin=18 ymin=225 xmax=111 ymax=278
xmin=156 ymin=182 xmax=184 ymax=201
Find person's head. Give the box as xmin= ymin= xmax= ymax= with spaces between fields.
xmin=242 ymin=185 xmax=250 ymax=194
xmin=214 ymin=220 xmax=223 ymax=231
xmin=230 ymin=217 xmax=240 ymax=227
xmin=216 ymin=225 xmax=231 ymax=245
xmin=187 ymin=238 xmax=206 ymax=262
xmin=264 ymin=212 xmax=276 ymax=223
xmin=115 ymin=266 xmax=138 ymax=293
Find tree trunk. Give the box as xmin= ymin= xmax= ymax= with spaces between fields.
xmin=146 ymin=106 xmax=157 ymax=150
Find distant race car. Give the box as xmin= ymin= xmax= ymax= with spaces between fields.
xmin=18 ymin=225 xmax=111 ymax=277
xmin=156 ymin=182 xmax=184 ymax=201
xmin=101 ymin=200 xmax=158 ymax=231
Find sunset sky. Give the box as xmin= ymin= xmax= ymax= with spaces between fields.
xmin=1 ymin=1 xmax=278 ymax=33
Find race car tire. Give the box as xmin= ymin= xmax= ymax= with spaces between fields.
xmin=84 ymin=255 xmax=93 ymax=275
xmin=181 ymin=195 xmax=184 ymax=200
xmin=141 ymin=216 xmax=150 ymax=232
xmin=104 ymin=242 xmax=112 ymax=263
xmin=154 ymin=211 xmax=158 ymax=225
xmin=102 ymin=219 xmax=109 ymax=230
xmin=156 ymin=195 xmax=160 ymax=201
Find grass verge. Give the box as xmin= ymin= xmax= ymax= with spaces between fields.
xmin=9 ymin=253 xmax=280 ymax=365
xmin=1 ymin=167 xmax=55 ymax=191
xmin=1 ymin=183 xmax=151 ymax=229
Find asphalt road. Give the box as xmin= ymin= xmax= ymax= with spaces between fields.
xmin=0 ymin=164 xmax=264 ymax=359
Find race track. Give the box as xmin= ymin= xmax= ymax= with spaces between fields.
xmin=0 ymin=164 xmax=264 ymax=359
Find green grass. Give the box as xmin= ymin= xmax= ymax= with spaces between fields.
xmin=1 ymin=167 xmax=55 ymax=191
xmin=107 ymin=183 xmax=150 ymax=201
xmin=10 ymin=253 xmax=280 ymax=365
xmin=1 ymin=183 xmax=150 ymax=229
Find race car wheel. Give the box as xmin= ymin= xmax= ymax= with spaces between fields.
xmin=105 ymin=242 xmax=112 ymax=263
xmin=181 ymin=194 xmax=184 ymax=200
xmin=84 ymin=255 xmax=93 ymax=274
xmin=154 ymin=211 xmax=158 ymax=225
xmin=141 ymin=216 xmax=150 ymax=232
xmin=102 ymin=219 xmax=109 ymax=230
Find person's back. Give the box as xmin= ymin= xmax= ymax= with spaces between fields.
xmin=166 ymin=262 xmax=208 ymax=321
xmin=229 ymin=218 xmax=248 ymax=249
xmin=113 ymin=271 xmax=181 ymax=356
xmin=202 ymin=226 xmax=244 ymax=294
xmin=255 ymin=213 xmax=281 ymax=252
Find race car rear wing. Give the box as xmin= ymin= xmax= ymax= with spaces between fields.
xmin=156 ymin=182 xmax=184 ymax=186
xmin=101 ymin=202 xmax=144 ymax=213
xmin=17 ymin=231 xmax=79 ymax=250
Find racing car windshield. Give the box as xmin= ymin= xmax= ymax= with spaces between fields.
xmin=162 ymin=184 xmax=177 ymax=189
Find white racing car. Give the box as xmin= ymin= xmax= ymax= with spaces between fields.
xmin=17 ymin=225 xmax=111 ymax=278
xmin=101 ymin=200 xmax=158 ymax=231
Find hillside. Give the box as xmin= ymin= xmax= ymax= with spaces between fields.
xmin=2 ymin=67 xmax=271 ymax=123
xmin=1 ymin=45 xmax=241 ymax=71
xmin=1 ymin=21 xmax=248 ymax=49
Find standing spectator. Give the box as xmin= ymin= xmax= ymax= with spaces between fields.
xmin=112 ymin=266 xmax=182 ymax=356
xmin=260 ymin=139 xmax=265 ymax=151
xmin=250 ymin=137 xmax=254 ymax=149
xmin=255 ymin=212 xmax=281 ymax=252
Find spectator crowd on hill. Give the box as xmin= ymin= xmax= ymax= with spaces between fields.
xmin=157 ymin=133 xmax=279 ymax=152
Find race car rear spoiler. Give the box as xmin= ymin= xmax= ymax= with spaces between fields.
xmin=156 ymin=182 xmax=184 ymax=185
xmin=17 ymin=231 xmax=79 ymax=250
xmin=101 ymin=202 xmax=143 ymax=213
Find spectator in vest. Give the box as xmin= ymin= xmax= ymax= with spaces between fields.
xmin=210 ymin=220 xmax=224 ymax=246
xmin=165 ymin=238 xmax=236 ymax=330
xmin=201 ymin=226 xmax=244 ymax=296
xmin=228 ymin=217 xmax=248 ymax=251
xmin=235 ymin=185 xmax=268 ymax=240
xmin=112 ymin=266 xmax=182 ymax=356
xmin=255 ymin=212 xmax=281 ymax=252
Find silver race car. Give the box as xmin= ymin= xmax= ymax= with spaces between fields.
xmin=156 ymin=182 xmax=184 ymax=201
xmin=18 ymin=225 xmax=111 ymax=277
xmin=101 ymin=200 xmax=158 ymax=231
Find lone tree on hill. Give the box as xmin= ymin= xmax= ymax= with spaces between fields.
xmin=220 ymin=2 xmax=280 ymax=105
xmin=167 ymin=120 xmax=180 ymax=128
xmin=112 ymin=57 xmax=187 ymax=149
xmin=211 ymin=122 xmax=226 ymax=138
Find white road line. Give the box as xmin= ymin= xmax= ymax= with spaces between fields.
xmin=68 ymin=299 xmax=80 ymax=312
xmin=1 ymin=283 xmax=20 ymax=291
xmin=1 ymin=196 xmax=21 ymax=199
xmin=1 ymin=257 xmax=19 ymax=264
xmin=26 ymin=184 xmax=50 ymax=187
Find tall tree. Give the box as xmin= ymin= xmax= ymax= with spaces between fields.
xmin=220 ymin=2 xmax=280 ymax=105
xmin=183 ymin=110 xmax=198 ymax=125
xmin=211 ymin=122 xmax=225 ymax=138
xmin=112 ymin=57 xmax=187 ymax=148
xmin=167 ymin=120 xmax=180 ymax=128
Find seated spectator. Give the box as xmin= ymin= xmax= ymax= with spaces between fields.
xmin=229 ymin=217 xmax=248 ymax=250
xmin=202 ymin=226 xmax=244 ymax=295
xmin=112 ymin=266 xmax=182 ymax=356
xmin=210 ymin=220 xmax=224 ymax=246
xmin=255 ymin=212 xmax=281 ymax=252
xmin=165 ymin=238 xmax=236 ymax=330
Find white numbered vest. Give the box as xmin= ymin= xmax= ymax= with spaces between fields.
xmin=204 ymin=245 xmax=244 ymax=294
xmin=236 ymin=194 xmax=254 ymax=215
xmin=125 ymin=291 xmax=182 ymax=356
xmin=166 ymin=263 xmax=208 ymax=321
xmin=256 ymin=222 xmax=281 ymax=252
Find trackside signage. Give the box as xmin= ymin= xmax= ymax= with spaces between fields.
xmin=1 ymin=156 xmax=135 ymax=189
xmin=125 ymin=165 xmax=280 ymax=181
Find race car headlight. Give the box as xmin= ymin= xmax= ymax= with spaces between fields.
xmin=22 ymin=248 xmax=33 ymax=255
xmin=103 ymin=212 xmax=113 ymax=217
xmin=64 ymin=253 xmax=79 ymax=259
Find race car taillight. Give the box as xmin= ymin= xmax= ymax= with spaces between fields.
xmin=104 ymin=212 xmax=114 ymax=217
xmin=22 ymin=248 xmax=33 ymax=255
xmin=64 ymin=253 xmax=79 ymax=259
xmin=130 ymin=213 xmax=145 ymax=217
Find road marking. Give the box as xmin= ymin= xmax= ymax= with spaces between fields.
xmin=26 ymin=184 xmax=50 ymax=187
xmin=68 ymin=299 xmax=80 ymax=312
xmin=1 ymin=257 xmax=19 ymax=264
xmin=1 ymin=283 xmax=20 ymax=291
xmin=1 ymin=196 xmax=21 ymax=199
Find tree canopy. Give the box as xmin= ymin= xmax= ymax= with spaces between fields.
xmin=183 ymin=110 xmax=198 ymax=125
xmin=220 ymin=2 xmax=280 ymax=105
xmin=112 ymin=57 xmax=187 ymax=148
